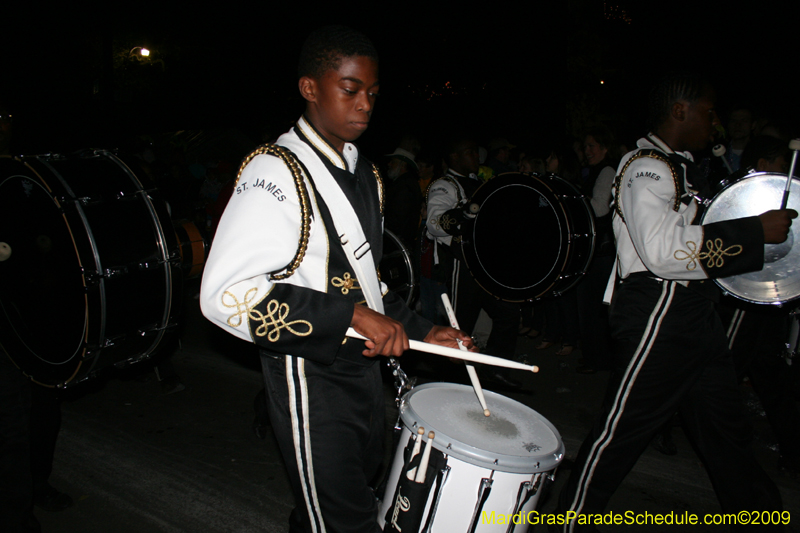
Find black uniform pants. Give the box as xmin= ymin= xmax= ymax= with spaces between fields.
xmin=261 ymin=353 xmax=385 ymax=533
xmin=450 ymin=259 xmax=518 ymax=359
xmin=558 ymin=278 xmax=782 ymax=532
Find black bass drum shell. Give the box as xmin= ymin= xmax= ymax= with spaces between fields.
xmin=461 ymin=172 xmax=595 ymax=301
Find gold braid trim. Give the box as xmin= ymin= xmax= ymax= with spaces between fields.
xmin=614 ymin=151 xmax=680 ymax=223
xmin=372 ymin=164 xmax=384 ymax=215
xmin=236 ymin=144 xmax=312 ymax=281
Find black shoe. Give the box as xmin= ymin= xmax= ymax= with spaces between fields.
xmin=34 ymin=484 xmax=74 ymax=512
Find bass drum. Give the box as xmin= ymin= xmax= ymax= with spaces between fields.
xmin=462 ymin=173 xmax=595 ymax=301
xmin=701 ymin=172 xmax=800 ymax=305
xmin=380 ymin=228 xmax=417 ymax=307
xmin=0 ymin=151 xmax=181 ymax=387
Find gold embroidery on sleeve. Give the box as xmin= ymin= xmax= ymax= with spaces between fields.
xmin=437 ymin=214 xmax=457 ymax=231
xmin=674 ymin=239 xmax=743 ymax=271
xmin=223 ymin=289 xmax=312 ymax=342
xmin=331 ymin=272 xmax=361 ymax=295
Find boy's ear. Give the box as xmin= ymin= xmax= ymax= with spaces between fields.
xmin=671 ymin=100 xmax=687 ymax=122
xmin=299 ymin=76 xmax=317 ymax=103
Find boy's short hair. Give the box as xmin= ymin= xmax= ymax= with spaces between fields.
xmin=298 ymin=25 xmax=378 ymax=80
xmin=647 ymin=72 xmax=707 ymax=131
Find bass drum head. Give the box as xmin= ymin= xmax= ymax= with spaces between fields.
xmin=702 ymin=172 xmax=800 ymax=305
xmin=462 ymin=173 xmax=594 ymax=301
xmin=399 ymin=382 xmax=564 ymax=474
xmin=0 ymin=159 xmax=88 ymax=383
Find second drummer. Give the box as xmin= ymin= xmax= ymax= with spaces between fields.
xmin=556 ymin=72 xmax=795 ymax=532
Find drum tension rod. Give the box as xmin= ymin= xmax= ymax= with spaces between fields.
xmin=58 ymin=195 xmax=99 ymax=206
xmin=138 ymin=322 xmax=178 ymax=336
xmin=82 ymin=266 xmax=130 ymax=284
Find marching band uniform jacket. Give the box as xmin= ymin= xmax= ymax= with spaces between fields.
xmin=200 ymin=116 xmax=430 ymax=365
xmin=612 ymin=133 xmax=764 ymax=286
xmin=425 ymin=170 xmax=480 ymax=250
xmin=201 ymin=116 xmax=433 ymax=533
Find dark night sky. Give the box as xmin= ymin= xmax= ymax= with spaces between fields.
xmin=2 ymin=2 xmax=796 ymax=158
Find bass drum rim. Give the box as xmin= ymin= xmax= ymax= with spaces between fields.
xmin=381 ymin=228 xmax=418 ymax=308
xmin=462 ymin=172 xmax=595 ymax=302
xmin=701 ymin=171 xmax=800 ymax=306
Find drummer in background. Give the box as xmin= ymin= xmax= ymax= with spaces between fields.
xmin=425 ymin=136 xmax=521 ymax=388
xmin=556 ymin=72 xmax=795 ymax=532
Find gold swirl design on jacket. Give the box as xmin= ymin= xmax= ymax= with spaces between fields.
xmin=223 ymin=289 xmax=312 ymax=341
xmin=674 ymin=239 xmax=743 ymax=271
xmin=436 ymin=214 xmax=457 ymax=231
xmin=331 ymin=272 xmax=361 ymax=295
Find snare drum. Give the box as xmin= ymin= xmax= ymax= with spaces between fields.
xmin=462 ymin=173 xmax=595 ymax=301
xmin=701 ymin=172 xmax=800 ymax=305
xmin=379 ymin=383 xmax=564 ymax=532
xmin=0 ymin=151 xmax=180 ymax=386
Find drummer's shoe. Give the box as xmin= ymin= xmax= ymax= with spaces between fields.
xmin=34 ymin=483 xmax=74 ymax=512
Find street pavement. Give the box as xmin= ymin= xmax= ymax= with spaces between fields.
xmin=35 ymin=284 xmax=800 ymax=532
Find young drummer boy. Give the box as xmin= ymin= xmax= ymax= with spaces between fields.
xmin=200 ymin=26 xmax=472 ymax=532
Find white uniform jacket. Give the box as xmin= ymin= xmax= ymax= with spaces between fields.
xmin=425 ymin=170 xmax=480 ymax=247
xmin=200 ymin=117 xmax=430 ymax=365
xmin=612 ymin=133 xmax=764 ymax=283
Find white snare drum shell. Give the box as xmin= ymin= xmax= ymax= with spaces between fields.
xmin=379 ymin=383 xmax=564 ymax=532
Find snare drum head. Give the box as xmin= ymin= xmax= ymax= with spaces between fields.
xmin=702 ymin=173 xmax=800 ymax=304
xmin=400 ymin=382 xmax=564 ymax=473
xmin=462 ymin=173 xmax=594 ymax=301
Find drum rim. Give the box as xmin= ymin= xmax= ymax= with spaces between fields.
xmin=381 ymin=228 xmax=417 ymax=307
xmin=399 ymin=382 xmax=564 ymax=473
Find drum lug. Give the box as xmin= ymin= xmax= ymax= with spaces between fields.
xmin=137 ymin=322 xmax=177 ymax=336
xmin=58 ymin=195 xmax=98 ymax=206
xmin=84 ymin=334 xmax=127 ymax=356
xmin=467 ymin=476 xmax=494 ymax=533
xmin=82 ymin=266 xmax=130 ymax=284
xmin=138 ymin=259 xmax=170 ymax=271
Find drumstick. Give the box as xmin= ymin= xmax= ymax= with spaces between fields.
xmin=712 ymin=144 xmax=734 ymax=175
xmin=414 ymin=431 xmax=435 ymax=483
xmin=345 ymin=328 xmax=539 ymax=372
xmin=780 ymin=139 xmax=800 ymax=209
xmin=407 ymin=427 xmax=425 ymax=480
xmin=440 ymin=294 xmax=490 ymax=417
